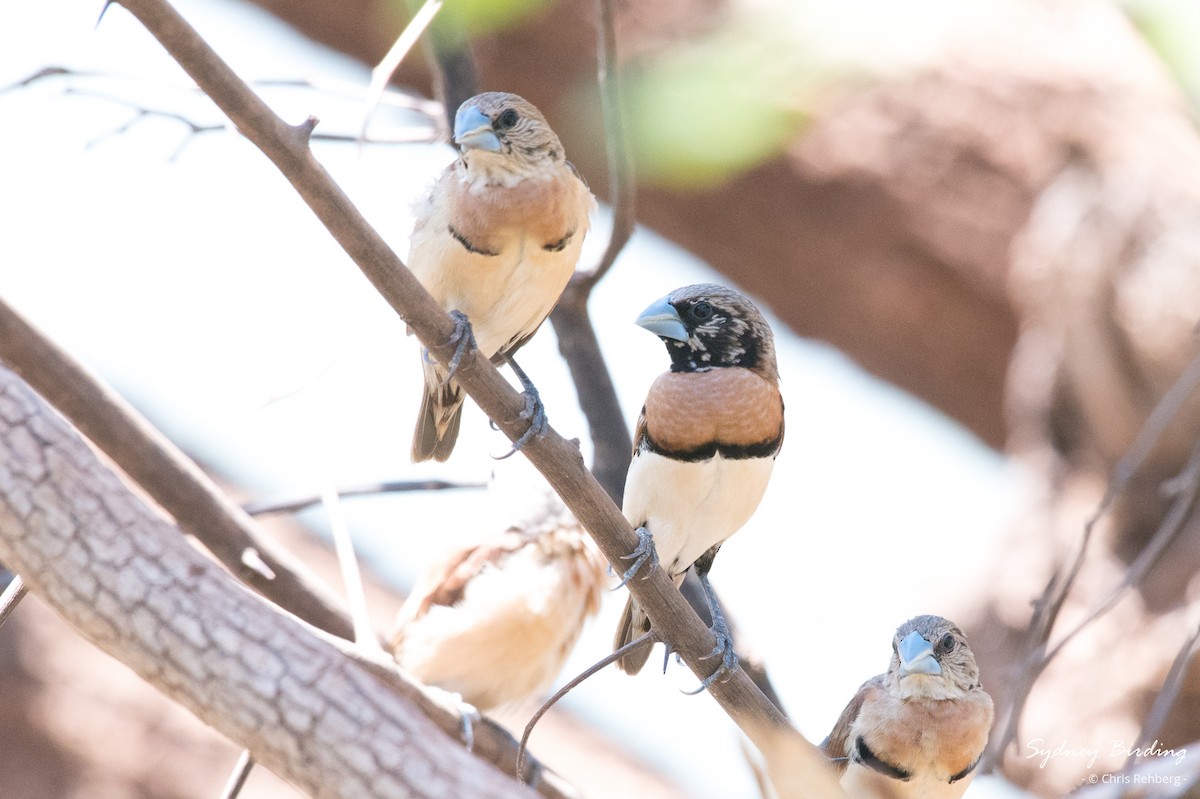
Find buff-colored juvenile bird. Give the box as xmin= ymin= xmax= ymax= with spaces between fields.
xmin=823 ymin=615 xmax=995 ymax=799
xmin=613 ymin=284 xmax=784 ymax=685
xmin=389 ymin=500 xmax=607 ymax=712
xmin=408 ymin=91 xmax=595 ymax=462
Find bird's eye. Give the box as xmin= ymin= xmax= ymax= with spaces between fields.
xmin=938 ymin=633 xmax=957 ymax=654
xmin=690 ymin=301 xmax=714 ymax=321
xmin=496 ymin=108 xmax=519 ymax=129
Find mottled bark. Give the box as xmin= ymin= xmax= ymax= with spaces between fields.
xmin=0 ymin=364 xmax=537 ymax=799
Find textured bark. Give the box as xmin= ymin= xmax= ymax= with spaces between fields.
xmin=0 ymin=364 xmax=537 ymax=799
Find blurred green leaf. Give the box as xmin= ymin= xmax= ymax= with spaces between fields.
xmin=1122 ymin=0 xmax=1200 ymax=112
xmin=624 ymin=28 xmax=813 ymax=188
xmin=397 ymin=0 xmax=553 ymax=38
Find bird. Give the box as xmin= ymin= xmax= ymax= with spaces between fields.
xmin=389 ymin=496 xmax=608 ymax=713
xmin=822 ymin=615 xmax=995 ymax=799
xmin=407 ymin=91 xmax=595 ymax=462
xmin=612 ymin=283 xmax=784 ymax=685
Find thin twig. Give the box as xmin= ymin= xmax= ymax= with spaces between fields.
xmin=0 ymin=574 xmax=27 ymax=630
xmin=241 ymin=479 xmax=486 ymax=517
xmin=219 ymin=750 xmax=256 ymax=799
xmin=322 ymin=484 xmax=387 ymax=657
xmin=1045 ymin=438 xmax=1200 ymax=664
xmin=517 ymin=631 xmax=658 ymax=778
xmin=107 ymin=2 xmax=837 ymax=789
xmin=548 ymin=0 xmax=636 ymax=500
xmin=1128 ymin=612 xmax=1200 ymax=769
xmin=577 ymin=0 xmax=636 ymax=288
xmin=0 ymin=297 xmax=356 ymax=641
xmin=985 ymin=350 xmax=1200 ymax=767
xmin=362 ymin=0 xmax=443 ymax=139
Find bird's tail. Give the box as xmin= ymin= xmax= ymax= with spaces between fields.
xmin=411 ymin=358 xmax=465 ymax=463
xmin=613 ymin=594 xmax=653 ymax=674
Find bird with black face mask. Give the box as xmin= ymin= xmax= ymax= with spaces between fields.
xmin=407 ymin=91 xmax=595 ymax=462
xmin=823 ymin=615 xmax=994 ymax=799
xmin=613 ymin=283 xmax=784 ymax=687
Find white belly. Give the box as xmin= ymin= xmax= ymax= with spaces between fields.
xmin=622 ymin=450 xmax=775 ymax=576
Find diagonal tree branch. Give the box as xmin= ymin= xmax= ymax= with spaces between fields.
xmin=0 ymin=364 xmax=548 ymax=799
xmin=0 ymin=296 xmax=355 ymax=641
xmin=104 ymin=0 xmax=840 ymax=791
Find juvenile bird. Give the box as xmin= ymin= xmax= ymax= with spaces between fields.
xmin=823 ymin=615 xmax=994 ymax=799
xmin=612 ymin=283 xmax=784 ymax=684
xmin=389 ymin=500 xmax=607 ymax=712
xmin=408 ymin=91 xmax=595 ymax=462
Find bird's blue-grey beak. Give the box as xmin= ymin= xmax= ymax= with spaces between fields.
xmin=636 ymin=296 xmax=689 ymax=342
xmin=453 ymin=104 xmax=502 ymax=152
xmin=897 ymin=631 xmax=941 ymax=677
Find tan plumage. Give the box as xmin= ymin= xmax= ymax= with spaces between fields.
xmin=408 ymin=91 xmax=595 ymax=462
xmin=823 ymin=615 xmax=994 ymax=799
xmin=613 ymin=284 xmax=784 ymax=674
xmin=389 ymin=501 xmax=607 ymax=711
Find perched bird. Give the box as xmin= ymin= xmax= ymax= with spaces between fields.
xmin=408 ymin=91 xmax=595 ymax=462
xmin=612 ymin=284 xmax=784 ymax=683
xmin=389 ymin=499 xmax=607 ymax=712
xmin=823 ymin=615 xmax=995 ymax=799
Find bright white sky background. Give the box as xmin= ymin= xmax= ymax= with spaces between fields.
xmin=0 ymin=2 xmax=1033 ymax=796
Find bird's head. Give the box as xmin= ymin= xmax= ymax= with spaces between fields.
xmin=453 ymin=92 xmax=565 ymax=173
xmin=635 ymin=283 xmax=778 ymax=379
xmin=886 ymin=615 xmax=982 ymax=700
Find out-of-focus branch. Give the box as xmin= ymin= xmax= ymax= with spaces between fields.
xmin=1128 ymin=612 xmax=1200 ymax=765
xmin=0 ymin=574 xmax=27 ymax=630
xmin=984 ymin=351 xmax=1200 ymax=769
xmin=578 ymin=0 xmax=635 ymax=289
xmin=0 ymin=296 xmax=356 ymax=642
xmin=106 ymin=1 xmax=838 ymax=789
xmin=242 ymin=478 xmax=486 ymax=517
xmin=549 ymin=0 xmax=636 ymax=501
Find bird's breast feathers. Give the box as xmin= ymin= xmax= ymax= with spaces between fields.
xmin=642 ymin=367 xmax=784 ymax=458
xmin=846 ymin=683 xmax=993 ymax=797
xmin=408 ymin=163 xmax=593 ymax=357
xmin=448 ymin=161 xmax=592 ymax=259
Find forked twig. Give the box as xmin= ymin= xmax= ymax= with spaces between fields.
xmin=985 ymin=350 xmax=1200 ymax=767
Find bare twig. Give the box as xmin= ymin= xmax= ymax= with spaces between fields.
xmin=105 ymin=1 xmax=837 ymax=788
xmin=219 ymin=750 xmax=255 ymax=799
xmin=362 ymin=0 xmax=443 ymax=139
xmin=985 ymin=350 xmax=1200 ymax=768
xmin=241 ymin=478 xmax=485 ymax=517
xmin=0 ymin=297 xmax=356 ymax=641
xmin=1128 ymin=612 xmax=1200 ymax=768
xmin=548 ymin=0 xmax=636 ymax=501
xmin=322 ymin=484 xmax=388 ymax=658
xmin=577 ymin=0 xmax=636 ymax=288
xmin=0 ymin=574 xmax=27 ymax=630
xmin=8 ymin=68 xmax=438 ymax=157
xmin=517 ymin=630 xmax=658 ymax=777
xmin=1045 ymin=438 xmax=1200 ymax=664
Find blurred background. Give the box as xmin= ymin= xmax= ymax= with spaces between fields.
xmin=2 ymin=0 xmax=1200 ymax=796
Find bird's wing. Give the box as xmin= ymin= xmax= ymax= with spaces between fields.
xmin=822 ymin=674 xmax=886 ymax=771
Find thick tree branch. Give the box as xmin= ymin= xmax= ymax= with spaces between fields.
xmin=106 ymin=0 xmax=839 ymax=790
xmin=0 ymin=296 xmax=355 ymax=641
xmin=0 ymin=365 xmax=542 ymax=799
